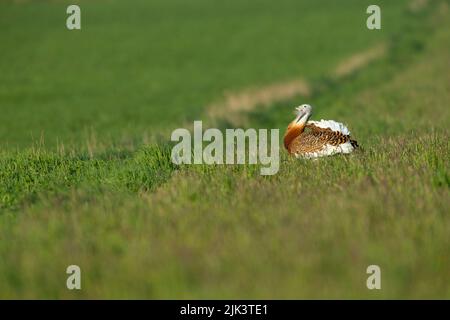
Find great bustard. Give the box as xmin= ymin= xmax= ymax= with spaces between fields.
xmin=283 ymin=104 xmax=358 ymax=158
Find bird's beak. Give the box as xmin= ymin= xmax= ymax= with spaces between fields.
xmin=294 ymin=110 xmax=305 ymax=123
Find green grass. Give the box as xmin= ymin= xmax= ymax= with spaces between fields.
xmin=1 ymin=0 xmax=410 ymax=147
xmin=0 ymin=0 xmax=449 ymax=298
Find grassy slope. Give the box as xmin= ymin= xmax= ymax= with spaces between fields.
xmin=0 ymin=0 xmax=408 ymax=147
xmin=0 ymin=1 xmax=449 ymax=298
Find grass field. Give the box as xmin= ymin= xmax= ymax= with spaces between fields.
xmin=0 ymin=0 xmax=449 ymax=298
xmin=2 ymin=0 xmax=411 ymax=147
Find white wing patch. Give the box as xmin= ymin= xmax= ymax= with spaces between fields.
xmin=307 ymin=119 xmax=351 ymax=135
xmin=294 ymin=141 xmax=355 ymax=159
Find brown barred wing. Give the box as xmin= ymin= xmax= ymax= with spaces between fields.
xmin=305 ymin=123 xmax=351 ymax=146
xmin=289 ymin=132 xmax=327 ymax=154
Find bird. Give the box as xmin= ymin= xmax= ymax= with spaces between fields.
xmin=283 ymin=104 xmax=358 ymax=158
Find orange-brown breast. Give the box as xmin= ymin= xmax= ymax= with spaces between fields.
xmin=283 ymin=124 xmax=304 ymax=151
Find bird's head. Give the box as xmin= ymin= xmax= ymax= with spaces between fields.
xmin=288 ymin=104 xmax=313 ymax=129
xmin=284 ymin=104 xmax=313 ymax=150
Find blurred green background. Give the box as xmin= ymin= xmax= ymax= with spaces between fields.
xmin=1 ymin=0 xmax=409 ymax=147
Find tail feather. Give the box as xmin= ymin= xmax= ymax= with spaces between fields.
xmin=350 ymin=139 xmax=359 ymax=148
xmin=307 ymin=120 xmax=351 ymax=135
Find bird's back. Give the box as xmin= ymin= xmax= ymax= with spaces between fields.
xmin=289 ymin=120 xmax=358 ymax=158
